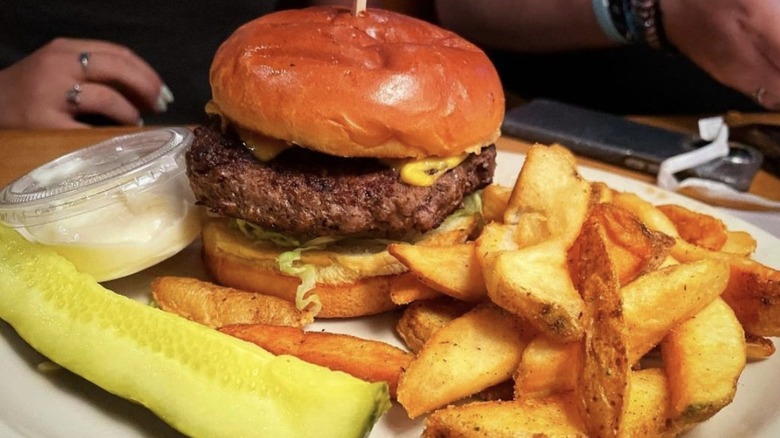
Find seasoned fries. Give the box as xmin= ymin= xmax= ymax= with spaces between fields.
xmin=661 ymin=298 xmax=745 ymax=429
xmin=657 ymin=203 xmax=728 ymax=251
xmin=570 ymin=203 xmax=674 ymax=286
xmin=486 ymin=239 xmax=584 ymax=342
xmin=503 ymin=144 xmax=592 ymax=247
xmin=672 ymin=238 xmax=780 ymax=337
xmin=417 ymin=213 xmax=482 ymax=246
xmin=154 ymin=143 xmax=779 ymax=437
xmin=745 ymin=333 xmax=777 ymax=360
xmin=720 ymin=230 xmax=757 ymax=257
xmin=152 ymin=276 xmax=313 ymax=328
xmin=397 ymin=302 xmax=532 ymax=418
xmin=219 ymin=323 xmax=412 ymax=397
xmin=422 ymin=393 xmax=588 ymax=437
xmin=573 ymin=216 xmax=630 ymax=438
xmin=396 ymin=297 xmax=474 ymax=354
xmin=389 ymin=242 xmax=487 ymax=302
xmin=513 ymin=336 xmax=580 ymax=400
xmin=611 ymin=190 xmax=680 ymax=237
xmin=389 ymin=273 xmax=442 ymax=305
xmin=480 ymin=183 xmax=512 ymax=224
xmin=622 ymin=259 xmax=730 ymax=363
xmin=620 ymin=368 xmax=671 ymax=437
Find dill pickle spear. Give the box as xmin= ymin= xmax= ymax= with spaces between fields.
xmin=0 ymin=226 xmax=390 ymax=438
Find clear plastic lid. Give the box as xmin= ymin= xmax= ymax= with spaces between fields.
xmin=0 ymin=127 xmax=194 ymax=228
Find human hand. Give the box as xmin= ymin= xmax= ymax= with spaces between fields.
xmin=0 ymin=38 xmax=174 ymax=129
xmin=662 ymin=0 xmax=780 ymax=109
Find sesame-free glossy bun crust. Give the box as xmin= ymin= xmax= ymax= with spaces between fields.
xmin=210 ymin=6 xmax=504 ymax=158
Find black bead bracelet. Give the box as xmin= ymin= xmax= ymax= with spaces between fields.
xmin=595 ymin=0 xmax=676 ymax=51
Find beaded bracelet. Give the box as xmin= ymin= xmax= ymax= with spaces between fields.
xmin=630 ymin=0 xmax=677 ymax=52
xmin=592 ymin=0 xmax=676 ymax=51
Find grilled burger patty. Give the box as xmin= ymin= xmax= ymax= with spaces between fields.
xmin=187 ymin=126 xmax=497 ymax=239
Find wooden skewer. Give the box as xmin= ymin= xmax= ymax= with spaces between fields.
xmin=351 ymin=0 xmax=367 ymax=16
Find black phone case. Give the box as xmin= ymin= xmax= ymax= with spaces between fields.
xmin=501 ymin=99 xmax=763 ymax=191
xmin=501 ymin=99 xmax=697 ymax=174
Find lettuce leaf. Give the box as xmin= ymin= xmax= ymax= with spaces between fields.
xmin=277 ymin=248 xmax=322 ymax=315
xmin=231 ymin=190 xmax=484 ymax=315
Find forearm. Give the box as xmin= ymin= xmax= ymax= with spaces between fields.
xmin=435 ymin=0 xmax=617 ymax=52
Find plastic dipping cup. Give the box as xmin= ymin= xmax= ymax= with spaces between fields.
xmin=0 ymin=128 xmax=202 ymax=282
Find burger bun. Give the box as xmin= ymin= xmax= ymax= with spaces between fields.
xmin=209 ymin=6 xmax=505 ymax=159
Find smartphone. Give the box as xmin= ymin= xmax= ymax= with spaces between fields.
xmin=501 ymin=99 xmax=764 ymax=191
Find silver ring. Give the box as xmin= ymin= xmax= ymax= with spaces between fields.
xmin=752 ymin=86 xmax=766 ymax=105
xmin=78 ymin=52 xmax=90 ymax=75
xmin=66 ymin=83 xmax=83 ymax=106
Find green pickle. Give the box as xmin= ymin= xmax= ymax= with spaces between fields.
xmin=0 ymin=226 xmax=390 ymax=438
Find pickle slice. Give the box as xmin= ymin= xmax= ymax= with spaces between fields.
xmin=0 ymin=226 xmax=389 ymax=438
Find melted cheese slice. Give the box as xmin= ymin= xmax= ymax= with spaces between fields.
xmin=204 ymin=100 xmax=466 ymax=186
xmin=235 ymin=128 xmax=291 ymax=162
xmin=381 ymin=155 xmax=467 ymax=187
xmin=205 ymin=101 xmax=291 ymax=161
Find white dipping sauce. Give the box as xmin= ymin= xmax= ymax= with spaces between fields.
xmin=27 ymin=192 xmax=201 ymax=282
xmin=0 ymin=128 xmax=201 ymax=282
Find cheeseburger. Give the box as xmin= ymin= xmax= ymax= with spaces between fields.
xmin=186 ymin=6 xmax=504 ymax=318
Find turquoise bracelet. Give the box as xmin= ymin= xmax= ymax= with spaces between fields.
xmin=592 ymin=0 xmax=629 ymax=44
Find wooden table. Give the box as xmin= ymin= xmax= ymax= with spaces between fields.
xmin=1 ymin=123 xmax=779 ymax=202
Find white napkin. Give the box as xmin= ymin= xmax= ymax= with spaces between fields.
xmin=657 ymin=117 xmax=780 ymax=212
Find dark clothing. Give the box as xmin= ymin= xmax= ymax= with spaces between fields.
xmin=489 ymin=46 xmax=764 ymax=115
xmin=1 ymin=2 xmax=763 ymax=124
xmin=0 ymin=1 xmax=305 ymax=125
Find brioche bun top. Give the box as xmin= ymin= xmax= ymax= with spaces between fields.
xmin=209 ymin=6 xmax=505 ymax=159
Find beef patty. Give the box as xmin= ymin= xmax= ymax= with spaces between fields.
xmin=186 ymin=126 xmax=497 ymax=239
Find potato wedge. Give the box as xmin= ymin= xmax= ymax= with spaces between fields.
xmin=622 ymin=258 xmax=730 ymax=363
xmin=389 ymin=273 xmax=441 ymax=305
xmin=475 ymin=222 xmax=521 ymax=258
xmin=474 ymin=222 xmax=521 ymax=285
xmin=486 ymin=239 xmax=584 ymax=342
xmin=220 ymin=323 xmax=412 ymax=397
xmin=473 ymin=381 xmax=515 ymax=402
xmin=474 ymin=221 xmax=521 ymax=312
xmin=397 ymin=302 xmax=531 ymax=418
xmin=397 ymin=297 xmax=516 ymax=403
xmin=503 ymin=144 xmax=593 ymax=248
xmin=417 ymin=213 xmax=481 ymax=246
xmin=611 ymin=191 xmax=679 ymax=238
xmin=422 ymin=393 xmax=588 ymax=438
xmin=672 ymin=238 xmax=780 ymax=336
xmin=591 ymin=181 xmax=615 ymax=204
xmin=509 ymin=258 xmax=732 ymax=400
xmin=657 ymin=204 xmax=728 ymax=251
xmin=481 ymin=183 xmax=512 ymax=223
xmin=151 ymin=276 xmax=313 ymax=329
xmin=574 ymin=218 xmax=630 ymax=438
xmin=619 ymin=368 xmax=672 ymax=438
xmin=514 ymin=336 xmax=581 ymax=400
xmin=745 ymin=333 xmax=776 ymax=360
xmin=720 ymin=230 xmax=757 ymax=257
xmin=389 ymin=242 xmax=487 ymax=302
xmin=395 ymin=297 xmax=474 ymax=353
xmin=661 ymin=297 xmax=746 ymax=430
xmin=569 ymin=203 xmax=674 ymax=287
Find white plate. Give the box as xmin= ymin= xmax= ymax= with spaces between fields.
xmin=1 ymin=150 xmax=778 ymax=437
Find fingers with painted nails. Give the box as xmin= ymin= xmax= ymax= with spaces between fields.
xmin=0 ymin=37 xmax=175 ymax=129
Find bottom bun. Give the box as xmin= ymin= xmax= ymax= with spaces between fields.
xmin=201 ymin=217 xmax=405 ymax=318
